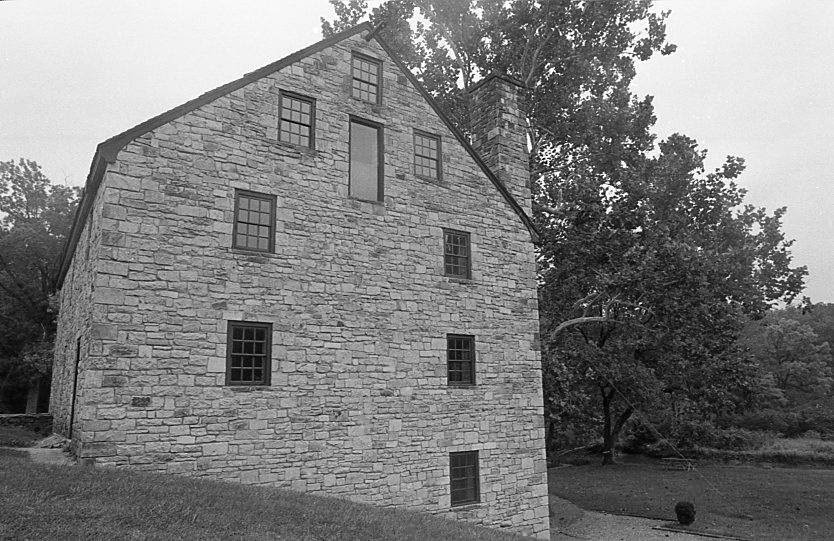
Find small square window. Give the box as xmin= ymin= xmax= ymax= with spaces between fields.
xmin=279 ymin=91 xmax=315 ymax=148
xmin=443 ymin=229 xmax=471 ymax=279
xmin=233 ymin=190 xmax=276 ymax=253
xmin=226 ymin=321 xmax=272 ymax=386
xmin=352 ymin=53 xmax=381 ymax=104
xmin=414 ymin=131 xmax=441 ymax=180
xmin=450 ymin=451 xmax=480 ymax=506
xmin=447 ymin=334 xmax=475 ymax=385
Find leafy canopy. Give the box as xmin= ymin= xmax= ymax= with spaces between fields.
xmin=0 ymin=159 xmax=79 ymax=386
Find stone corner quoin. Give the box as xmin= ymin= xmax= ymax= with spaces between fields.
xmin=49 ymin=25 xmax=550 ymax=539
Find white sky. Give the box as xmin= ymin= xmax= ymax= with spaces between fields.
xmin=1 ymin=0 xmax=831 ymax=302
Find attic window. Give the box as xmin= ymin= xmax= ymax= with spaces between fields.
xmin=349 ymin=117 xmax=384 ymax=202
xmin=279 ymin=91 xmax=315 ymax=148
xmin=352 ymin=53 xmax=381 ymax=104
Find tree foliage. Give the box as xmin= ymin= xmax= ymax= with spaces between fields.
xmin=323 ymin=1 xmax=807 ymax=461
xmin=738 ymin=311 xmax=833 ymax=408
xmin=0 ymin=158 xmax=79 ymax=408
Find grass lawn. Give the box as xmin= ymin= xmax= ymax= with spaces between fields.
xmin=549 ymin=457 xmax=834 ymax=540
xmin=697 ymin=437 xmax=834 ymax=466
xmin=0 ymin=453 xmax=525 ymax=540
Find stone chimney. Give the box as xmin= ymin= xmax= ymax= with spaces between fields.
xmin=469 ymin=74 xmax=531 ymax=212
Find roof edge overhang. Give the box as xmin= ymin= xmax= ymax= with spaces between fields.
xmin=55 ymin=23 xmax=373 ymax=288
xmin=56 ymin=21 xmax=539 ymax=289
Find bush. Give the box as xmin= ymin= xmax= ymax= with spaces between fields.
xmin=620 ymin=419 xmax=659 ymax=454
xmin=726 ymin=409 xmax=834 ymax=439
xmin=627 ymin=419 xmax=771 ymax=452
xmin=674 ymin=501 xmax=696 ymax=525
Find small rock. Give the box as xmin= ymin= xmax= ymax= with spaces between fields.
xmin=35 ymin=434 xmax=68 ymax=449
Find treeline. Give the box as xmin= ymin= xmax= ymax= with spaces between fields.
xmin=551 ymin=304 xmax=834 ymax=459
xmin=0 ymin=159 xmax=79 ymax=412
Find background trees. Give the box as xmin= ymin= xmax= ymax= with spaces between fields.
xmin=324 ymin=0 xmax=807 ymax=461
xmin=0 ymin=158 xmax=78 ymax=412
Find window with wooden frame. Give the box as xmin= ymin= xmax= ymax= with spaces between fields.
xmin=226 ymin=321 xmax=272 ymax=386
xmin=414 ymin=130 xmax=441 ymax=180
xmin=351 ymin=52 xmax=382 ymax=103
xmin=279 ymin=91 xmax=315 ymax=148
xmin=450 ymin=451 xmax=480 ymax=506
xmin=443 ymin=229 xmax=471 ymax=278
xmin=447 ymin=334 xmax=476 ymax=385
xmin=233 ymin=190 xmax=276 ymax=252
xmin=349 ymin=117 xmax=384 ymax=202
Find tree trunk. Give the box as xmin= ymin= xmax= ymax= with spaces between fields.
xmin=601 ymin=387 xmax=615 ymax=465
xmin=601 ymin=387 xmax=634 ymax=465
xmin=25 ymin=377 xmax=40 ymax=413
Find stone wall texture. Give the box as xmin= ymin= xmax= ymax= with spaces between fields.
xmin=51 ymin=183 xmax=105 ymax=439
xmin=52 ymin=30 xmax=550 ymax=538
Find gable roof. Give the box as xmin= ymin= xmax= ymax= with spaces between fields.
xmin=56 ymin=22 xmax=539 ymax=288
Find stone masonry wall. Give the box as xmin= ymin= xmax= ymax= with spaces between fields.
xmin=66 ymin=31 xmax=549 ymax=538
xmin=469 ymin=77 xmax=532 ymax=212
xmin=51 ymin=185 xmax=105 ymax=437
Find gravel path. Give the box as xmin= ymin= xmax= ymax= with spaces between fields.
xmin=552 ymin=510 xmax=720 ymax=540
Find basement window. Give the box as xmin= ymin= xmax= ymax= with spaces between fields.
xmin=279 ymin=91 xmax=315 ymax=148
xmin=233 ymin=190 xmax=276 ymax=253
xmin=450 ymin=450 xmax=480 ymax=506
xmin=351 ymin=52 xmax=382 ymax=104
xmin=447 ymin=334 xmax=476 ymax=385
xmin=226 ymin=321 xmax=272 ymax=386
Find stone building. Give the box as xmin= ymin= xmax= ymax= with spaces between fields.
xmin=50 ymin=23 xmax=549 ymax=538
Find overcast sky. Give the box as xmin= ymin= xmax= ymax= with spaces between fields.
xmin=1 ymin=0 xmax=831 ymax=302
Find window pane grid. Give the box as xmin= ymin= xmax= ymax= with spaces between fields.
xmin=444 ymin=230 xmax=470 ymax=278
xmin=280 ymin=94 xmax=314 ymax=147
xmin=352 ymin=55 xmax=380 ymax=103
xmin=228 ymin=323 xmax=270 ymax=385
xmin=234 ymin=193 xmax=274 ymax=252
xmin=414 ymin=133 xmax=440 ymax=179
xmin=450 ymin=451 xmax=479 ymax=506
xmin=447 ymin=335 xmax=475 ymax=385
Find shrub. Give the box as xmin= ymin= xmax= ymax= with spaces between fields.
xmin=658 ymin=420 xmax=771 ymax=451
xmin=675 ymin=501 xmax=696 ymax=525
xmin=620 ymin=419 xmax=659 ymax=454
xmin=727 ymin=409 xmax=834 ymax=439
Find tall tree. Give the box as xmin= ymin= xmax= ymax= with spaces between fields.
xmin=738 ymin=311 xmax=833 ymax=408
xmin=323 ymin=1 xmax=806 ymax=462
xmin=0 ymin=158 xmax=79 ymax=411
xmin=540 ymin=135 xmax=806 ymax=461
